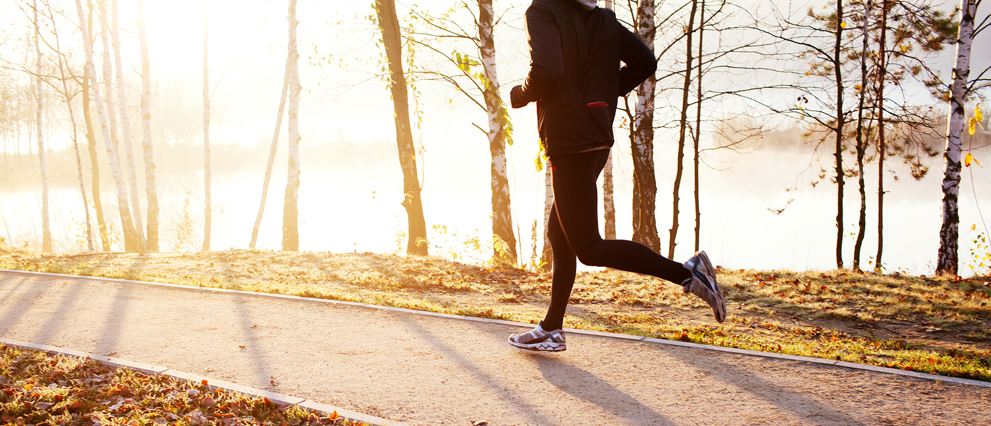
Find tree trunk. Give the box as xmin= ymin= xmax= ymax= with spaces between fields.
xmin=834 ymin=0 xmax=846 ymax=270
xmin=937 ymin=0 xmax=976 ymax=276
xmin=33 ymin=0 xmax=52 ymax=253
xmin=137 ymin=0 xmax=158 ymax=252
xmin=603 ymin=0 xmax=616 ymax=241
xmin=875 ymin=0 xmax=887 ymax=273
xmin=79 ymin=4 xmax=109 ymax=252
xmin=693 ymin=0 xmax=706 ymax=253
xmin=250 ymin=54 xmax=291 ymax=250
xmin=604 ymin=152 xmax=616 ymax=240
xmin=541 ymin=165 xmax=553 ymax=270
xmin=202 ymin=0 xmax=212 ymax=252
xmin=375 ymin=0 xmax=428 ymax=256
xmin=49 ymin=0 xmax=94 ymax=252
xmin=282 ymin=0 xmax=301 ymax=252
xmin=853 ymin=4 xmax=870 ymax=272
xmin=478 ymin=0 xmax=517 ymax=264
xmin=112 ymin=0 xmax=145 ymax=250
xmin=632 ymin=0 xmax=660 ymax=253
xmin=98 ymin=1 xmax=123 ymax=190
xmin=77 ymin=0 xmax=140 ymax=252
xmin=670 ymin=0 xmax=699 ymax=259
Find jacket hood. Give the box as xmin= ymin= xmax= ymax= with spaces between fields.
xmin=574 ymin=0 xmax=597 ymax=10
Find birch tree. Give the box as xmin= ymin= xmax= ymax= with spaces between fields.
xmin=111 ymin=0 xmax=144 ymax=249
xmin=541 ymin=164 xmax=553 ymax=270
xmin=938 ymin=0 xmax=987 ymax=275
xmin=79 ymin=3 xmax=110 ymax=251
xmin=75 ymin=0 xmax=140 ymax=252
xmin=202 ymin=0 xmax=211 ymax=252
xmin=375 ymin=0 xmax=429 ymax=256
xmin=478 ymin=0 xmax=516 ymax=263
xmin=631 ymin=0 xmax=661 ymax=252
xmin=283 ymin=0 xmax=302 ymax=251
xmin=250 ymin=54 xmax=290 ymax=250
xmin=33 ymin=0 xmax=52 ymax=253
xmin=138 ymin=0 xmax=159 ymax=251
xmin=603 ymin=0 xmax=616 ymax=241
xmin=407 ymin=1 xmax=516 ymax=263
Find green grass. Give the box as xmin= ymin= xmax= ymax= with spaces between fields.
xmin=1 ymin=248 xmax=989 ymax=382
xmin=0 ymin=344 xmax=366 ymax=425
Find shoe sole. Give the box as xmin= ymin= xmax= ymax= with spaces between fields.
xmin=694 ymin=251 xmax=727 ymax=323
xmin=508 ymin=338 xmax=566 ymax=352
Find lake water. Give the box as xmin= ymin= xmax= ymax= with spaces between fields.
xmin=2 ymin=144 xmax=989 ymax=277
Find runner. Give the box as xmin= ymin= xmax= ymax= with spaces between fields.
xmin=507 ymin=0 xmax=726 ymax=352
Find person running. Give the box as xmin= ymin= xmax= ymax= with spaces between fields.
xmin=507 ymin=0 xmax=726 ymax=352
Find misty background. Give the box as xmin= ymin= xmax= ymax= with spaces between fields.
xmin=1 ymin=0 xmax=989 ymax=276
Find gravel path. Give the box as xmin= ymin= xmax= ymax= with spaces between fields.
xmin=1 ymin=270 xmax=989 ymax=425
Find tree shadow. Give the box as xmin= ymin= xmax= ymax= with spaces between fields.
xmin=531 ymin=355 xmax=673 ymax=425
xmin=399 ymin=315 xmax=558 ymax=425
xmin=664 ymin=346 xmax=867 ymax=425
xmin=0 ymin=274 xmax=40 ymax=332
xmin=228 ymin=291 xmax=277 ymax=391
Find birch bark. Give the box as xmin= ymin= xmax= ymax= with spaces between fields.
xmin=282 ymin=0 xmax=301 ymax=251
xmin=79 ymin=4 xmax=109 ymax=252
xmin=541 ymin=165 xmax=553 ymax=270
xmin=76 ymin=0 xmax=140 ymax=252
xmin=251 ymin=54 xmax=290 ymax=250
xmin=112 ymin=0 xmax=145 ymax=250
xmin=603 ymin=0 xmax=616 ymax=241
xmin=138 ymin=0 xmax=158 ymax=251
xmin=937 ymin=0 xmax=977 ymax=276
xmin=33 ymin=0 xmax=52 ymax=253
xmin=632 ymin=0 xmax=660 ymax=252
xmin=478 ymin=0 xmax=517 ymax=263
xmin=202 ymin=0 xmax=211 ymax=252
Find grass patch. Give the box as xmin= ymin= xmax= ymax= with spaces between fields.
xmin=1 ymin=248 xmax=990 ymax=382
xmin=0 ymin=343 xmax=366 ymax=425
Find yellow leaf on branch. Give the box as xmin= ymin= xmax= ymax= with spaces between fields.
xmin=964 ymin=153 xmax=982 ymax=167
xmin=971 ymin=118 xmax=978 ymax=135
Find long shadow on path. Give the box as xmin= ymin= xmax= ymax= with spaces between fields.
xmin=0 ymin=274 xmax=45 ymax=335
xmin=532 ymin=355 xmax=673 ymax=425
xmin=92 ymin=283 xmax=134 ymax=357
xmin=399 ymin=316 xmax=557 ymax=425
xmin=666 ymin=346 xmax=866 ymax=425
xmin=31 ymin=278 xmax=86 ymax=346
xmin=229 ymin=291 xmax=277 ymax=392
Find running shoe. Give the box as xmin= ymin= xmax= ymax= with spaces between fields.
xmin=682 ymin=250 xmax=727 ymax=323
xmin=508 ymin=324 xmax=566 ymax=351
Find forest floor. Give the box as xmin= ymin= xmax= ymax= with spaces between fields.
xmin=1 ymin=248 xmax=989 ymax=382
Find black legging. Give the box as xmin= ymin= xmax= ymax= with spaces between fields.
xmin=541 ymin=148 xmax=692 ymax=331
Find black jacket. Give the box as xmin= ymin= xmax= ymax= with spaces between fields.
xmin=511 ymin=0 xmax=656 ymax=157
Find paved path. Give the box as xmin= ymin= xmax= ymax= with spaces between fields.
xmin=1 ymin=270 xmax=989 ymax=425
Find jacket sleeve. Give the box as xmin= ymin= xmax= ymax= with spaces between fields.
xmin=617 ymin=24 xmax=656 ymax=96
xmin=512 ymin=6 xmax=562 ymax=108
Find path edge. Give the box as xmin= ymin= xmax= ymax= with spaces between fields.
xmin=3 ymin=268 xmax=990 ymax=390
xmin=0 ymin=337 xmax=409 ymax=426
